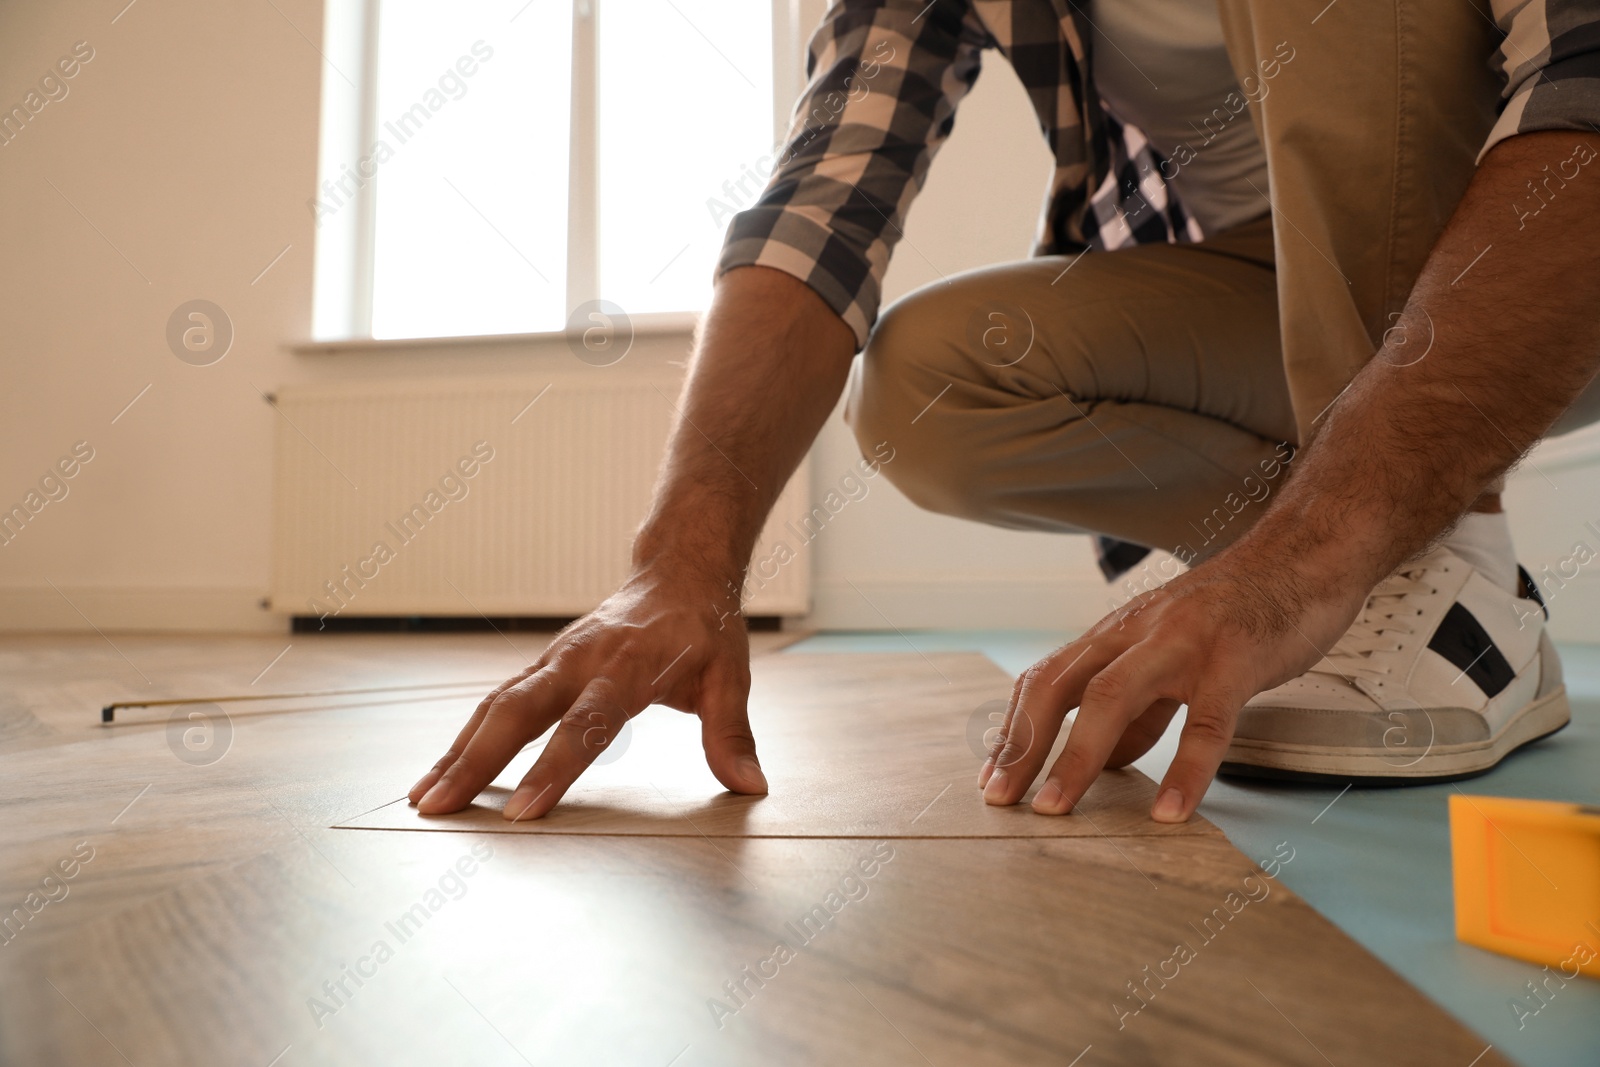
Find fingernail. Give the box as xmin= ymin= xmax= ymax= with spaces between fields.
xmin=1033 ymin=780 xmax=1068 ymax=814
xmin=418 ymin=781 xmax=449 ymax=811
xmin=982 ymin=768 xmax=1009 ymax=804
xmin=504 ymin=788 xmax=536 ymax=821
xmin=977 ymin=759 xmax=995 ymax=788
xmin=738 ymin=757 xmax=769 ymax=792
xmin=409 ymin=769 xmax=441 ymax=802
xmin=1151 ymin=788 xmax=1186 ymax=823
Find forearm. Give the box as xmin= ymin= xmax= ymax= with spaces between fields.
xmin=632 ymin=265 xmax=857 ymax=583
xmin=1226 ymin=130 xmax=1600 ymax=604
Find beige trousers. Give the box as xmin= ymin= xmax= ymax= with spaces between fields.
xmin=845 ymin=0 xmax=1518 ymax=561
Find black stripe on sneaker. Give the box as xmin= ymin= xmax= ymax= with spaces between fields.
xmin=1518 ymin=565 xmax=1549 ymax=619
xmin=1427 ymin=602 xmax=1516 ymax=697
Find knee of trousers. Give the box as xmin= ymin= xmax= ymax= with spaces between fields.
xmin=844 ymin=293 xmax=1011 ymax=523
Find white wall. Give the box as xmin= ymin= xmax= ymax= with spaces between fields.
xmin=0 ymin=0 xmax=327 ymax=631
xmin=1502 ymin=429 xmax=1600 ymax=643
xmin=3 ymin=0 xmax=1598 ymax=640
xmin=0 ymin=0 xmax=1107 ymax=635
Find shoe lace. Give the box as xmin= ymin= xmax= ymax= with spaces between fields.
xmin=1312 ymin=564 xmax=1435 ymax=684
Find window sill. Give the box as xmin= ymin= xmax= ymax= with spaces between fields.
xmin=288 ymin=310 xmax=703 ymax=356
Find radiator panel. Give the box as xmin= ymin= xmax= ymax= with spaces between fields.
xmin=269 ymin=378 xmax=810 ymax=619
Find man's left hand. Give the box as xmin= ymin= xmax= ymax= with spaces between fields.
xmin=977 ymin=552 xmax=1369 ymax=822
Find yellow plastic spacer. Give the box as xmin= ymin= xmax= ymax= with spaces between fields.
xmin=1449 ymin=794 xmax=1600 ymax=978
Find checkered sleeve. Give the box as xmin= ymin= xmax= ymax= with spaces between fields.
xmin=716 ymin=0 xmax=988 ymax=349
xmin=1481 ymin=0 xmax=1600 ymax=158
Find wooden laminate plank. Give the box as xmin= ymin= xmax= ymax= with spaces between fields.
xmin=0 ymin=831 xmax=1503 ymax=1067
xmin=337 ymin=652 xmax=1209 ymax=839
xmin=1 ymin=633 xmax=546 ymax=747
xmin=0 ymin=653 xmax=1203 ymax=942
xmin=0 ymin=634 xmax=1504 ymax=1066
xmin=0 ymin=648 xmax=1197 ymax=937
xmin=2 ymin=629 xmax=796 ymax=755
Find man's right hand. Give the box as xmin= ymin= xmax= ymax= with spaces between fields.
xmin=406 ymin=265 xmax=856 ymax=820
xmin=408 ymin=564 xmax=765 ymax=820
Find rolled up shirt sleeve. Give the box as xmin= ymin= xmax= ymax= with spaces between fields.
xmin=716 ymin=0 xmax=988 ymax=349
xmin=1481 ymin=0 xmax=1600 ymax=159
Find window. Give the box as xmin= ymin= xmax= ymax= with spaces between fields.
xmin=312 ymin=0 xmax=787 ymax=341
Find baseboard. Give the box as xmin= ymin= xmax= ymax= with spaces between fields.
xmin=10 ymin=573 xmax=1597 ymax=643
xmin=0 ymin=586 xmax=284 ymax=634
xmin=808 ymin=570 xmax=1600 ymax=644
xmin=806 ymin=574 xmax=1116 ymax=631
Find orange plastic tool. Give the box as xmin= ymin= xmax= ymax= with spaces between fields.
xmin=1449 ymin=794 xmax=1600 ymax=978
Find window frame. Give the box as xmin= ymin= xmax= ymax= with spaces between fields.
xmin=312 ymin=0 xmax=806 ymax=342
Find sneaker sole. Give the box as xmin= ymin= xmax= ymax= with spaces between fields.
xmin=1217 ymin=686 xmax=1572 ymax=786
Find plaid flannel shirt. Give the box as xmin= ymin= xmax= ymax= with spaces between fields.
xmin=718 ymin=0 xmax=1600 ymax=350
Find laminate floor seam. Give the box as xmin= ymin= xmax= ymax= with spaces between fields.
xmin=327 ymin=825 xmax=1219 ymax=841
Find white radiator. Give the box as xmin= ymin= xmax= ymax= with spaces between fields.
xmin=268 ymin=377 xmax=810 ymax=621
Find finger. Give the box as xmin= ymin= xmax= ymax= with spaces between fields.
xmin=504 ymin=678 xmax=642 ymax=821
xmin=982 ymin=637 xmax=1121 ymax=806
xmin=979 ymin=637 xmax=1117 ymax=790
xmin=408 ymin=665 xmax=539 ymax=803
xmin=1151 ymin=691 xmax=1242 ymax=823
xmin=1103 ymin=697 xmax=1182 ymax=769
xmin=1026 ymin=644 xmax=1177 ymax=814
xmin=977 ymin=666 xmax=1036 ymax=790
xmin=696 ymin=658 xmax=766 ymax=795
xmin=416 ymin=668 xmax=578 ymax=814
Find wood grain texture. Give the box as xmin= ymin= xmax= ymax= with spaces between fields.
xmin=0 ymin=635 xmax=1504 ymax=1066
xmin=0 ymin=632 xmax=814 ymax=913
xmin=340 ymin=653 xmax=1208 ymax=839
xmin=0 ymin=832 xmax=1505 ymax=1067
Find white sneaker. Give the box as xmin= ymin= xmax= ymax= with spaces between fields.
xmin=1221 ymin=545 xmax=1570 ymax=782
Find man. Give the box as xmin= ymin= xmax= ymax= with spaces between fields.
xmin=410 ymin=0 xmax=1600 ymax=824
